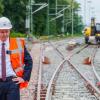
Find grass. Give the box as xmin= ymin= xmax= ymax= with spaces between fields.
xmin=39 ymin=33 xmax=83 ymax=41
xmin=9 ymin=32 xmax=83 ymax=42
xmin=10 ymin=32 xmax=27 ymax=38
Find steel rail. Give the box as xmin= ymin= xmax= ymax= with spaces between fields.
xmin=45 ymin=44 xmax=100 ymax=100
xmin=37 ymin=45 xmax=44 ymax=100
xmin=48 ymin=40 xmax=88 ymax=60
xmin=48 ymin=41 xmax=65 ymax=59
xmin=46 ymin=57 xmax=100 ymax=100
xmin=67 ymin=60 xmax=100 ymax=98
xmin=68 ymin=44 xmax=89 ymax=60
xmin=92 ymin=46 xmax=100 ymax=82
xmin=45 ymin=57 xmax=68 ymax=100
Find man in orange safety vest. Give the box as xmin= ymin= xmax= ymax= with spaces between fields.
xmin=0 ymin=17 xmax=33 ymax=100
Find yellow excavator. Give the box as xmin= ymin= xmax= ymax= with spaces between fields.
xmin=84 ymin=17 xmax=100 ymax=44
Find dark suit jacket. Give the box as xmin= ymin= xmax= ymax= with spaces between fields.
xmin=22 ymin=46 xmax=33 ymax=81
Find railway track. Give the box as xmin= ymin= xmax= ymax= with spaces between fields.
xmin=34 ymin=41 xmax=67 ymax=100
xmin=47 ymin=62 xmax=98 ymax=100
xmin=34 ymin=44 xmax=49 ymax=100
xmin=45 ymin=43 xmax=100 ymax=100
xmin=92 ymin=46 xmax=100 ymax=86
xmin=34 ymin=40 xmax=72 ymax=100
xmin=70 ymin=45 xmax=100 ymax=84
xmin=35 ymin=38 xmax=100 ymax=100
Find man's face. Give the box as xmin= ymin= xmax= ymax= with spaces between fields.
xmin=0 ymin=29 xmax=10 ymax=41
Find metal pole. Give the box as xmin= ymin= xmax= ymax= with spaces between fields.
xmin=47 ymin=0 xmax=50 ymax=37
xmin=56 ymin=0 xmax=57 ymax=14
xmin=50 ymin=14 xmax=63 ymax=22
xmin=25 ymin=4 xmax=30 ymax=35
xmin=32 ymin=4 xmax=48 ymax=14
xmin=63 ymin=6 xmax=65 ymax=34
xmin=55 ymin=0 xmax=57 ymax=35
xmin=71 ymin=0 xmax=74 ymax=36
xmin=84 ymin=0 xmax=86 ymax=26
xmin=30 ymin=0 xmax=33 ymax=34
xmin=77 ymin=9 xmax=79 ymax=33
xmin=91 ymin=7 xmax=95 ymax=17
xmin=28 ymin=0 xmax=31 ymax=34
xmin=89 ymin=2 xmax=91 ymax=22
xmin=87 ymin=0 xmax=92 ymax=23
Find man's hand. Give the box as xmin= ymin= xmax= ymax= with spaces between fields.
xmin=12 ymin=77 xmax=25 ymax=84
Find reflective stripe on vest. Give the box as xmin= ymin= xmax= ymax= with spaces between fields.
xmin=14 ymin=66 xmax=23 ymax=74
xmin=16 ymin=38 xmax=24 ymax=68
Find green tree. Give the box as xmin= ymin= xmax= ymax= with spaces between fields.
xmin=0 ymin=0 xmax=4 ymax=16
xmin=2 ymin=0 xmax=28 ymax=33
xmin=0 ymin=0 xmax=83 ymax=36
xmin=33 ymin=0 xmax=83 ymax=36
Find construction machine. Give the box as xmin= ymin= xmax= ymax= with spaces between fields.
xmin=84 ymin=17 xmax=100 ymax=44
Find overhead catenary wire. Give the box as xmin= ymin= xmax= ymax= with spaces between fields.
xmin=50 ymin=14 xmax=63 ymax=22
xmin=50 ymin=5 xmax=71 ymax=23
xmin=32 ymin=3 xmax=48 ymax=14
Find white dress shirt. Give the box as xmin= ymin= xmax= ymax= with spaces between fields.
xmin=0 ymin=38 xmax=16 ymax=78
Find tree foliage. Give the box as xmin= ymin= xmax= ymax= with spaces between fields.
xmin=0 ymin=0 xmax=83 ymax=35
xmin=2 ymin=0 xmax=28 ymax=33
xmin=0 ymin=0 xmax=4 ymax=16
xmin=33 ymin=0 xmax=83 ymax=36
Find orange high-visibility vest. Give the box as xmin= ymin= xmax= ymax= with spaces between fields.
xmin=9 ymin=38 xmax=28 ymax=89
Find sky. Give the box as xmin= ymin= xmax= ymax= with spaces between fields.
xmin=76 ymin=0 xmax=100 ymax=25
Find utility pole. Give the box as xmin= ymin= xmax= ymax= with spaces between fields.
xmin=84 ymin=0 xmax=86 ymax=26
xmin=62 ymin=6 xmax=65 ymax=34
xmin=87 ymin=0 xmax=92 ymax=23
xmin=25 ymin=0 xmax=32 ymax=38
xmin=71 ymin=0 xmax=74 ymax=36
xmin=55 ymin=0 xmax=57 ymax=35
xmin=26 ymin=4 xmax=30 ymax=35
xmin=47 ymin=0 xmax=50 ymax=36
xmin=30 ymin=0 xmax=33 ymax=34
xmin=56 ymin=0 xmax=57 ymax=14
xmin=91 ymin=7 xmax=95 ymax=17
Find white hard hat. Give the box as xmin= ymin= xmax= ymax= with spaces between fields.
xmin=0 ymin=17 xmax=12 ymax=29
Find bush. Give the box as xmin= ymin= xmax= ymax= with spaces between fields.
xmin=10 ymin=32 xmax=27 ymax=38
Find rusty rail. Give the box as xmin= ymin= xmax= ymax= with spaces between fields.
xmin=45 ymin=44 xmax=100 ymax=100
xmin=37 ymin=45 xmax=44 ymax=100
xmin=92 ymin=46 xmax=100 ymax=83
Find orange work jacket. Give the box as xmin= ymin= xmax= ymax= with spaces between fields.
xmin=9 ymin=38 xmax=28 ymax=89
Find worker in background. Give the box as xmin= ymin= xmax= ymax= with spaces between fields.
xmin=84 ymin=27 xmax=91 ymax=36
xmin=83 ymin=27 xmax=91 ymax=43
xmin=0 ymin=17 xmax=33 ymax=100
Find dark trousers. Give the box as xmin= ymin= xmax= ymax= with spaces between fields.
xmin=0 ymin=77 xmax=20 ymax=100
